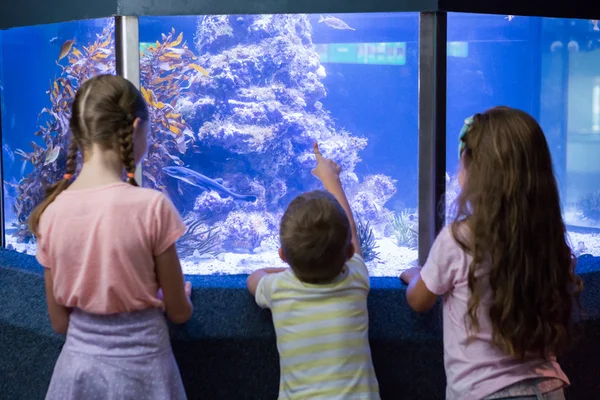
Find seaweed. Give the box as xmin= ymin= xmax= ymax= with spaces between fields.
xmin=577 ymin=190 xmax=600 ymax=222
xmin=139 ymin=28 xmax=209 ymax=191
xmin=356 ymin=214 xmax=379 ymax=262
xmin=177 ymin=217 xmax=220 ymax=258
xmin=12 ymin=20 xmax=116 ymax=242
xmin=390 ymin=210 xmax=418 ymax=249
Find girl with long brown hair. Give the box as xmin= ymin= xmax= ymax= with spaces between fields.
xmin=401 ymin=106 xmax=582 ymax=400
xmin=30 ymin=74 xmax=192 ymax=399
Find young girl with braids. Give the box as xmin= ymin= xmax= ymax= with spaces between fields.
xmin=401 ymin=107 xmax=583 ymax=400
xmin=29 ymin=74 xmax=192 ymax=400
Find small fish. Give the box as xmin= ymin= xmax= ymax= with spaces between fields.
xmin=163 ymin=166 xmax=257 ymax=202
xmin=506 ymin=15 xmax=515 ymax=21
xmin=189 ymin=63 xmax=209 ymax=77
xmin=592 ymin=20 xmax=599 ymax=31
xmin=49 ymin=37 xmax=59 ymax=46
xmin=58 ymin=39 xmax=75 ymax=61
xmin=318 ymin=15 xmax=355 ymax=31
xmin=44 ymin=145 xmax=61 ymax=165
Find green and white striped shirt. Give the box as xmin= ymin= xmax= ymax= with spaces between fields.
xmin=255 ymin=254 xmax=380 ymax=400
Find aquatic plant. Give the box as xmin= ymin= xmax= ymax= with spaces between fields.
xmin=139 ymin=28 xmax=209 ymax=191
xmin=390 ymin=210 xmax=418 ymax=249
xmin=577 ymin=190 xmax=600 ymax=221
xmin=356 ymin=214 xmax=379 ymax=262
xmin=177 ymin=217 xmax=220 ymax=258
xmin=12 ymin=20 xmax=116 ymax=242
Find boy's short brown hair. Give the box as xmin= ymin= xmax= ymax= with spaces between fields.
xmin=280 ymin=190 xmax=352 ymax=283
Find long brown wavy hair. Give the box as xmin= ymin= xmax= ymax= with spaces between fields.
xmin=452 ymin=106 xmax=583 ymax=360
xmin=29 ymin=74 xmax=149 ymax=236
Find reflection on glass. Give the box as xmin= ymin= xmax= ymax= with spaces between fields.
xmin=1 ymin=18 xmax=116 ymax=254
xmin=139 ymin=14 xmax=420 ymax=276
xmin=446 ymin=13 xmax=600 ymax=256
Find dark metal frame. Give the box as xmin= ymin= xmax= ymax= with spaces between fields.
xmin=0 ymin=84 xmax=4 ymax=248
xmin=115 ymin=16 xmax=143 ymax=184
xmin=418 ymin=12 xmax=447 ymax=265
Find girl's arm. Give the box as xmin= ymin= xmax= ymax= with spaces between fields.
xmin=44 ymin=269 xmax=70 ymax=334
xmin=401 ymin=267 xmax=439 ymax=312
xmin=155 ymin=244 xmax=193 ymax=324
xmin=247 ymin=268 xmax=288 ymax=296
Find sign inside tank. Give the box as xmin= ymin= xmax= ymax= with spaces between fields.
xmin=315 ymin=42 xmax=407 ymax=66
xmin=448 ymin=41 xmax=468 ymax=58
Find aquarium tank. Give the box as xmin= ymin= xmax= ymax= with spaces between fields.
xmin=0 ymin=13 xmax=421 ymax=276
xmin=0 ymin=17 xmax=116 ymax=248
xmin=445 ymin=13 xmax=600 ymax=257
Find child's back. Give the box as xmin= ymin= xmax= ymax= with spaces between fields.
xmin=31 ymin=74 xmax=192 ymax=400
xmin=419 ymin=224 xmax=569 ymax=399
xmin=255 ymin=254 xmax=376 ymax=398
xmin=38 ymin=182 xmax=181 ymax=314
xmin=402 ymin=107 xmax=582 ymax=400
xmin=248 ymin=145 xmax=380 ymax=399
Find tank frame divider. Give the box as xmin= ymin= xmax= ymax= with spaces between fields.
xmin=0 ymin=84 xmax=5 ymax=248
xmin=115 ymin=16 xmax=143 ymax=185
xmin=418 ymin=11 xmax=447 ymax=265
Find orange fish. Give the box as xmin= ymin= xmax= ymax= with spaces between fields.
xmin=58 ymin=39 xmax=75 ymax=61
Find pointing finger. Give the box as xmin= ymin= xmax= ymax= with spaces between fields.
xmin=313 ymin=142 xmax=322 ymax=161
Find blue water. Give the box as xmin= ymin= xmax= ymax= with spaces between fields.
xmin=1 ymin=13 xmax=600 ymax=275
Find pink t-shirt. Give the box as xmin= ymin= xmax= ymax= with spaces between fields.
xmin=35 ymin=182 xmax=186 ymax=315
xmin=420 ymin=225 xmax=569 ymax=400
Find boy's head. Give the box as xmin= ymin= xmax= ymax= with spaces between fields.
xmin=279 ymin=190 xmax=354 ymax=283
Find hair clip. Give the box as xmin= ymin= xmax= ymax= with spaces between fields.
xmin=458 ymin=115 xmax=474 ymax=160
xmin=63 ymin=173 xmax=73 ymax=180
xmin=126 ymin=172 xmax=135 ymax=179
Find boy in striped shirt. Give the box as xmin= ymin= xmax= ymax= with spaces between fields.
xmin=247 ymin=143 xmax=380 ymax=399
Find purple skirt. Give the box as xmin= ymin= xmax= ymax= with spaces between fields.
xmin=45 ymin=308 xmax=187 ymax=400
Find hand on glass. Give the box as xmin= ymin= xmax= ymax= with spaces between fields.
xmin=400 ymin=266 xmax=421 ymax=285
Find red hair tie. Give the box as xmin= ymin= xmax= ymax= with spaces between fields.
xmin=63 ymin=174 xmax=73 ymax=180
xmin=126 ymin=172 xmax=135 ymax=179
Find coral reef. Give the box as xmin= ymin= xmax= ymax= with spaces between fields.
xmin=140 ymin=15 xmax=402 ymax=266
xmin=349 ymin=174 xmax=397 ymax=226
xmin=356 ymin=214 xmax=380 ymax=262
xmin=444 ymin=172 xmax=462 ymax=225
xmin=577 ymin=190 xmax=600 ymax=222
xmin=181 ymin=15 xmax=376 ymax=211
xmin=12 ymin=20 xmax=116 ymax=242
xmin=218 ymin=210 xmax=279 ymax=252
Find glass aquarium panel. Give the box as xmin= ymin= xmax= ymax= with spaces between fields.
xmin=446 ymin=13 xmax=600 ymax=257
xmin=139 ymin=13 xmax=419 ymax=276
xmin=1 ymin=18 xmax=116 ymax=254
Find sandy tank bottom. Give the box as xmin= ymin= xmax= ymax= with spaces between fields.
xmin=5 ymin=226 xmax=600 ymax=276
xmin=4 ymin=227 xmax=418 ymax=276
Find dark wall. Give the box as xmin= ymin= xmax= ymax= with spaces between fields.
xmin=2 ymin=0 xmax=599 ymax=30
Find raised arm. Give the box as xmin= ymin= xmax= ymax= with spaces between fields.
xmin=311 ymin=142 xmax=362 ymax=258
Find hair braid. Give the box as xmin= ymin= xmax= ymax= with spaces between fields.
xmin=119 ymin=113 xmax=138 ymax=186
xmin=28 ymin=139 xmax=80 ymax=236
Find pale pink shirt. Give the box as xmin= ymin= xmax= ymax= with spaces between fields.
xmin=420 ymin=225 xmax=569 ymax=400
xmin=36 ymin=182 xmax=186 ymax=315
